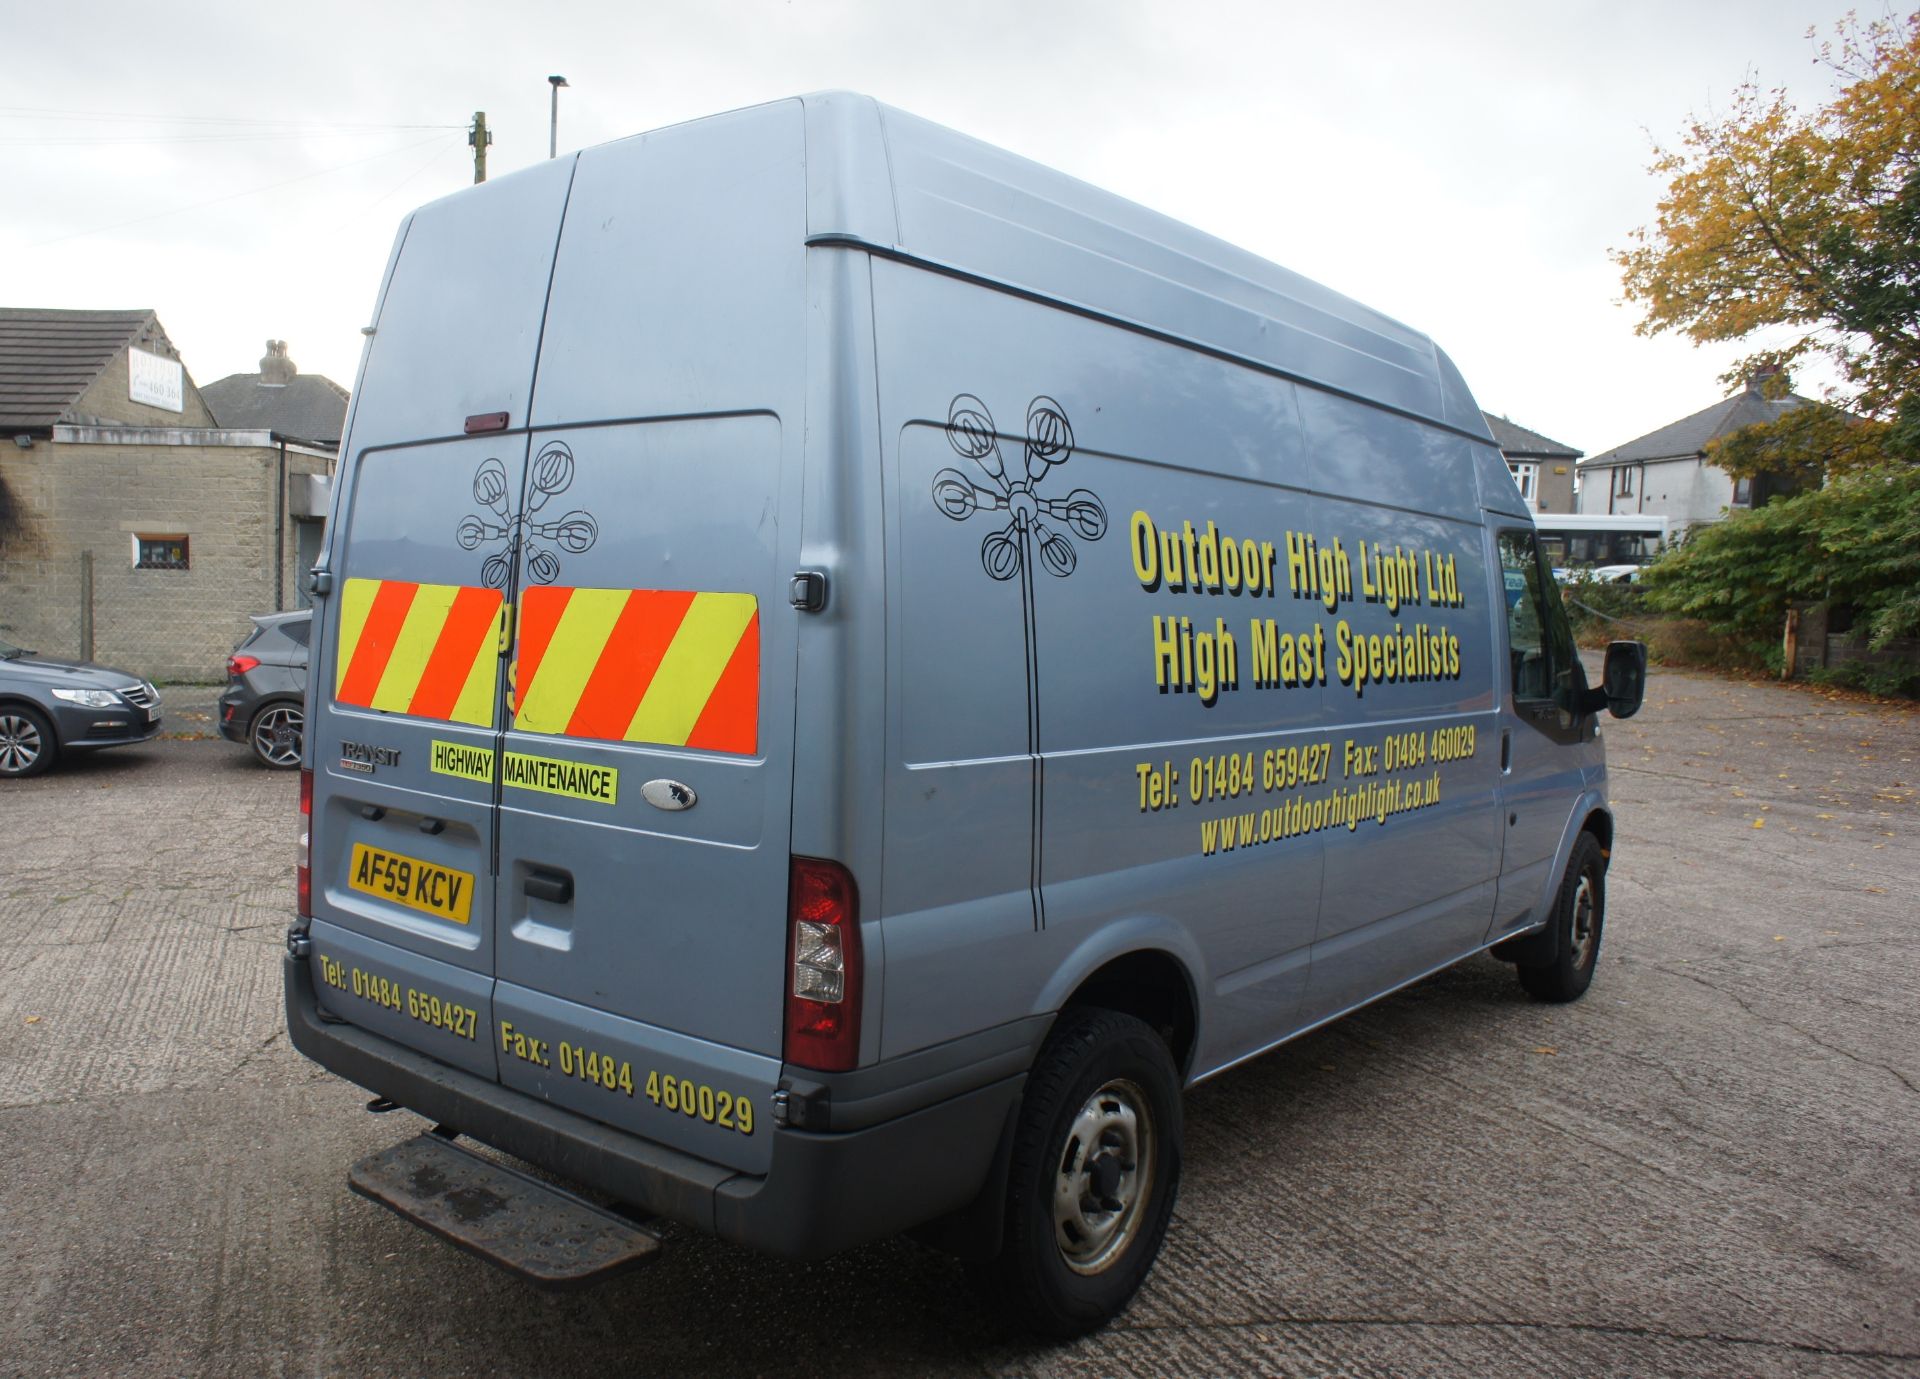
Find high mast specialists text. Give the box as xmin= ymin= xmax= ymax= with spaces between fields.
xmin=1128 ymin=511 xmax=1465 ymax=704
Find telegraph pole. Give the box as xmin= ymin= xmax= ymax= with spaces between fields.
xmin=468 ymin=111 xmax=492 ymax=184
xmin=547 ymin=76 xmax=568 ymax=159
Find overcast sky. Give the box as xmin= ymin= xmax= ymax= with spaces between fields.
xmin=0 ymin=0 xmax=1873 ymax=456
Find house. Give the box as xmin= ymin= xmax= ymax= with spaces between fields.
xmin=1575 ymin=370 xmax=1815 ymax=526
xmin=0 ymin=307 xmax=334 ymax=681
xmin=200 ymin=339 xmax=348 ymax=447
xmin=1481 ymin=413 xmax=1581 ymax=514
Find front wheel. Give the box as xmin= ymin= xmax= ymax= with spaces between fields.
xmin=249 ymin=702 xmax=304 ymax=770
xmin=1517 ymin=832 xmax=1606 ymax=1003
xmin=0 ymin=705 xmax=56 ymax=778
xmin=974 ymin=1007 xmax=1182 ymax=1339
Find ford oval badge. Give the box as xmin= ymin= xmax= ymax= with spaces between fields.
xmin=641 ymin=778 xmax=697 ymax=812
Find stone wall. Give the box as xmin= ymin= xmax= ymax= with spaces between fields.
xmin=0 ymin=431 xmax=330 ymax=681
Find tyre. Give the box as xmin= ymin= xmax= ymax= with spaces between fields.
xmin=974 ymin=1007 xmax=1182 ymax=1339
xmin=1517 ymin=832 xmax=1606 ymax=1003
xmin=0 ymin=705 xmax=57 ymax=779
xmin=249 ymin=701 xmax=304 ymax=770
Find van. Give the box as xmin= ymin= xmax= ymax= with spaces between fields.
xmin=286 ymin=92 xmax=1645 ymax=1337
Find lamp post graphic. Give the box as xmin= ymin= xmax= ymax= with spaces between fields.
xmin=934 ymin=393 xmax=1107 ymax=927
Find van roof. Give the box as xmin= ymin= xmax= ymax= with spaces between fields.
xmin=431 ymin=92 xmax=1493 ymax=443
xmin=796 ymin=92 xmax=1492 ymax=442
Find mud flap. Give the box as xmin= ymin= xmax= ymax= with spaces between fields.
xmin=349 ymin=1132 xmax=663 ymax=1289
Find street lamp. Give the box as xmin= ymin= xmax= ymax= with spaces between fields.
xmin=548 ymin=75 xmax=569 ymax=159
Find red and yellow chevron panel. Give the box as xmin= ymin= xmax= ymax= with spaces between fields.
xmin=334 ymin=578 xmax=505 ymax=727
xmin=513 ymin=586 xmax=759 ymax=754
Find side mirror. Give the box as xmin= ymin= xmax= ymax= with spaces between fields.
xmin=1598 ymin=640 xmax=1646 ymax=719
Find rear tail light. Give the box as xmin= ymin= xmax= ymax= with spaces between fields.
xmin=784 ymin=856 xmax=860 ymax=1072
xmin=297 ymin=767 xmax=313 ymax=919
xmin=227 ymin=653 xmax=261 ymax=678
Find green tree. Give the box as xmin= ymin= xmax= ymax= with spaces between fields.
xmin=1643 ymin=464 xmax=1920 ymax=652
xmin=1615 ymin=12 xmax=1920 ymax=419
xmin=1705 ymin=402 xmax=1896 ymax=479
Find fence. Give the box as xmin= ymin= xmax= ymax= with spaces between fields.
xmin=0 ymin=549 xmax=279 ymax=682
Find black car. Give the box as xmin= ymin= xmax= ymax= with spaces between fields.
xmin=0 ymin=636 xmax=163 ymax=778
xmin=218 ymin=611 xmax=310 ymax=769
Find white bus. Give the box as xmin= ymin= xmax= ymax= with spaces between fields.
xmin=1534 ymin=513 xmax=1675 ymax=571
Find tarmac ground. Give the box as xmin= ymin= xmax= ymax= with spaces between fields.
xmin=1 ymin=665 xmax=1915 ymax=1378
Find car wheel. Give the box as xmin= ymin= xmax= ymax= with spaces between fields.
xmin=249 ymin=701 xmax=304 ymax=770
xmin=973 ymin=1007 xmax=1182 ymax=1339
xmin=0 ymin=705 xmax=57 ymax=779
xmin=1517 ymin=832 xmax=1606 ymax=1003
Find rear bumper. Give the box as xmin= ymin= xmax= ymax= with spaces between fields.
xmin=215 ymin=684 xmax=250 ymax=743
xmin=284 ymin=954 xmax=1026 ymax=1258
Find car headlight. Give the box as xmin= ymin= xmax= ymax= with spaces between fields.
xmin=51 ymin=688 xmax=122 ymax=709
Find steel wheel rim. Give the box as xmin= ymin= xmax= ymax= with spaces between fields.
xmin=0 ymin=713 xmax=43 ymax=773
xmin=253 ymin=705 xmax=304 ymax=768
xmin=1052 ymin=1077 xmax=1155 ymax=1276
xmin=1568 ymin=873 xmax=1598 ymax=970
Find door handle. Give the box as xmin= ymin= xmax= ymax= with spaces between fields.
xmin=525 ymin=868 xmax=573 ymax=904
xmin=1500 ymin=729 xmax=1512 ymax=771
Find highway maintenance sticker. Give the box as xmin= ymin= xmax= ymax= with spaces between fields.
xmin=430 ymin=739 xmax=619 ymax=805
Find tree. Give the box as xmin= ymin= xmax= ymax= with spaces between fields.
xmin=1643 ymin=464 xmax=1920 ymax=654
xmin=1705 ymin=401 xmax=1896 ymax=479
xmin=1615 ymin=12 xmax=1920 ymax=420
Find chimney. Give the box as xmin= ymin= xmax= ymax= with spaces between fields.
xmin=259 ymin=339 xmax=296 ymax=386
xmin=1745 ymin=365 xmax=1787 ymax=398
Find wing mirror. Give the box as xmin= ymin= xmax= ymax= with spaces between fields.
xmin=1580 ymin=640 xmax=1646 ymax=719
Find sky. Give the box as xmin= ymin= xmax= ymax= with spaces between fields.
xmin=0 ymin=0 xmax=1878 ymax=457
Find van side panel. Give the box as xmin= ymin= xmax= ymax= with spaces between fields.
xmin=1293 ymin=394 xmax=1502 ymax=1024
xmin=872 ymin=257 xmax=1512 ymax=1077
xmin=871 ymin=259 xmax=1329 ymax=1072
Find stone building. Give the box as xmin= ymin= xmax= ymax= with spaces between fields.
xmin=0 ymin=308 xmax=335 ymax=681
xmin=1482 ymin=412 xmax=1581 ymax=514
xmin=201 ymin=339 xmax=349 ymax=447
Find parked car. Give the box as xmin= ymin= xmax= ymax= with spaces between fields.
xmin=0 ymin=636 xmax=162 ymax=778
xmin=219 ymin=611 xmax=310 ymax=769
xmin=1591 ymin=564 xmax=1644 ymax=583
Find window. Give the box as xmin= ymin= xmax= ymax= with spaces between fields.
xmin=1731 ymin=477 xmax=1753 ymax=506
xmin=1615 ymin=468 xmax=1634 ymax=498
xmin=133 ymin=534 xmax=189 ymax=570
xmin=1497 ymin=529 xmax=1579 ymax=716
xmin=1507 ymin=462 xmax=1538 ymax=503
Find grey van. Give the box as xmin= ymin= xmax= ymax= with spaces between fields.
xmin=286 ymin=93 xmax=1644 ymax=1337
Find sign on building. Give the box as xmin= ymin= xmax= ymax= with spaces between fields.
xmin=128 ymin=346 xmax=184 ymax=413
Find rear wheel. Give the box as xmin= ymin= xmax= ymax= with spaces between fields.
xmin=973 ymin=1007 xmax=1182 ymax=1339
xmin=0 ymin=705 xmax=56 ymax=779
xmin=1517 ymin=832 xmax=1606 ymax=1003
xmin=249 ymin=701 xmax=304 ymax=770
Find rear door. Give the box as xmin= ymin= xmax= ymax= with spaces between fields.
xmin=306 ymin=157 xmax=576 ymax=1080
xmin=486 ymin=109 xmax=807 ymax=1175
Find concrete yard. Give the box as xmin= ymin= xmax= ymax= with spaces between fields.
xmin=1 ymin=666 xmax=1915 ymax=1378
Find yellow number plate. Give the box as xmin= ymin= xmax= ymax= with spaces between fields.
xmin=347 ymin=843 xmax=474 ymax=924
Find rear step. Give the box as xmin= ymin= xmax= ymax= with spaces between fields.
xmin=349 ymin=1131 xmax=663 ymax=1290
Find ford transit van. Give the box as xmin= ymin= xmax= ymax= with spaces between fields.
xmin=286 ymin=92 xmax=1645 ymax=1337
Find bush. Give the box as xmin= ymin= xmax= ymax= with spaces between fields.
xmin=1560 ymin=579 xmax=1652 ymax=645
xmin=1641 ymin=465 xmax=1920 ymax=651
xmin=1808 ymin=658 xmax=1920 ymax=698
